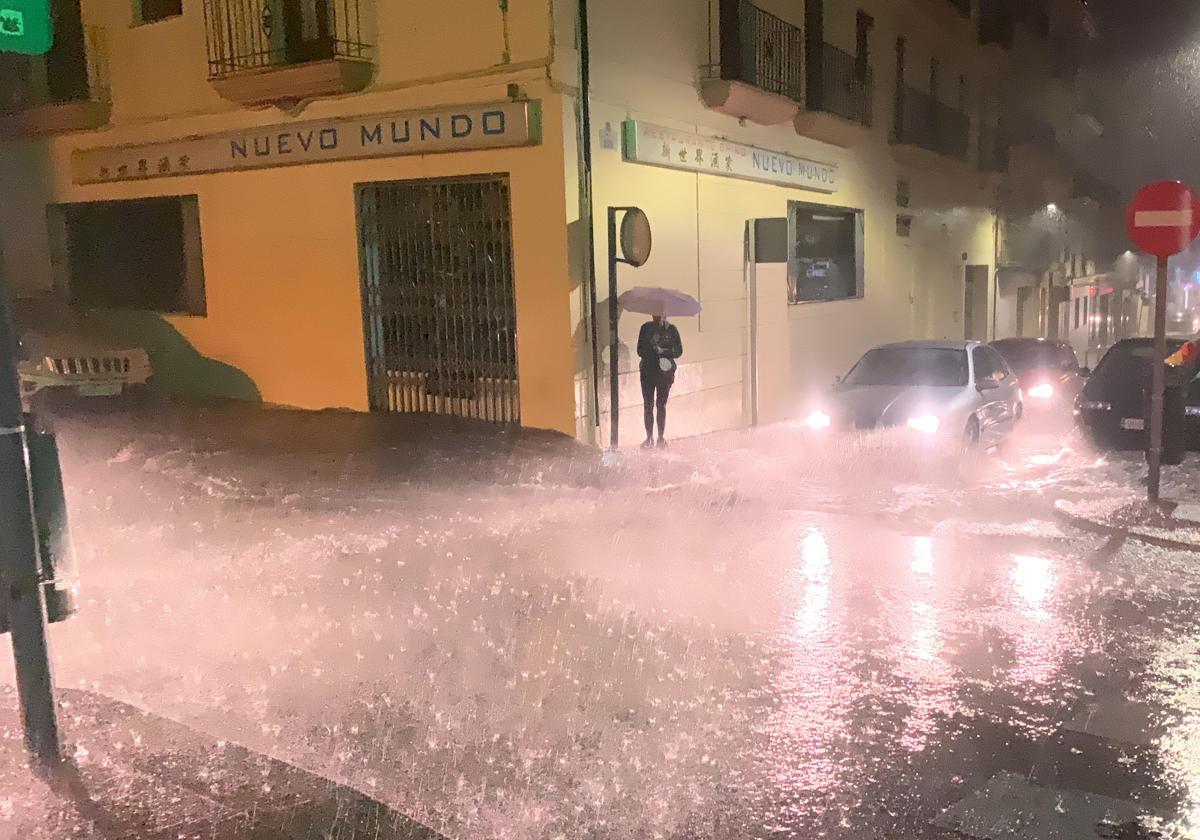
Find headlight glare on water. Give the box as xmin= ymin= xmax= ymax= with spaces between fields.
xmin=805 ymin=410 xmax=832 ymax=430
xmin=906 ymin=414 xmax=940 ymax=435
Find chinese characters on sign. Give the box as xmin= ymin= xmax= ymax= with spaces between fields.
xmin=623 ymin=120 xmax=839 ymax=194
xmin=96 ymin=153 xmax=191 ymax=181
xmin=71 ymin=102 xmax=541 ymax=185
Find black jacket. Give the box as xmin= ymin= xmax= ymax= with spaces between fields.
xmin=637 ymin=320 xmax=683 ymax=374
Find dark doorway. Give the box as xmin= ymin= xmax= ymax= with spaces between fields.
xmin=964 ymin=265 xmax=989 ymax=341
xmin=355 ymin=176 xmax=520 ymax=423
xmin=1016 ymin=286 xmax=1033 ymax=336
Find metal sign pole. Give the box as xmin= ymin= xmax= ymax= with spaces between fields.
xmin=1 ymin=3 xmax=61 ymax=768
xmin=604 ymin=206 xmax=651 ymax=451
xmin=1148 ymin=254 xmax=1169 ymax=504
xmin=0 ymin=271 xmax=60 ymax=765
xmin=747 ymin=222 xmax=759 ymax=427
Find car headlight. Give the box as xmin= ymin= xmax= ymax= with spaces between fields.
xmin=906 ymin=414 xmax=940 ymax=435
xmin=1077 ymin=400 xmax=1112 ymax=412
xmin=1027 ymin=383 xmax=1054 ymax=400
xmin=805 ymin=410 xmax=832 ymax=430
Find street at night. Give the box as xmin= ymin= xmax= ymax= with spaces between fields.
xmin=1 ymin=401 xmax=1198 ymax=838
xmin=10 ymin=0 xmax=1200 ymax=835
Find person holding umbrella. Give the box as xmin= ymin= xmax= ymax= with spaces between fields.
xmin=636 ymin=307 xmax=683 ymax=448
xmin=615 ymin=286 xmax=699 ymax=449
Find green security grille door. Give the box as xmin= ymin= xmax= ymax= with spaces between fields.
xmin=356 ymin=176 xmax=520 ymax=423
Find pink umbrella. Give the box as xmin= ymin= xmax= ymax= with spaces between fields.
xmin=617 ymin=287 xmax=702 ymax=318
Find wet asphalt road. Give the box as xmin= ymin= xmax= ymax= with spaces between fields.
xmin=5 ymin=400 xmax=1200 ymax=839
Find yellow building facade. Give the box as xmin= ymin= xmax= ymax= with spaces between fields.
xmin=0 ymin=0 xmax=577 ymax=433
xmin=0 ymin=0 xmax=1097 ymax=443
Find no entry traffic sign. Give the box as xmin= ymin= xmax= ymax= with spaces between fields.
xmin=1125 ymin=179 xmax=1200 ymax=507
xmin=1126 ymin=180 xmax=1200 ymax=258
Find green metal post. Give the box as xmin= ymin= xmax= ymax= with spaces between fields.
xmin=0 ymin=269 xmax=61 ymax=765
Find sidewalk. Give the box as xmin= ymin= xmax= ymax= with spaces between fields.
xmin=1055 ymin=496 xmax=1200 ymax=552
xmin=0 ymin=687 xmax=445 ymax=840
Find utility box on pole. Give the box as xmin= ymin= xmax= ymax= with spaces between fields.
xmin=0 ymin=423 xmax=77 ymax=634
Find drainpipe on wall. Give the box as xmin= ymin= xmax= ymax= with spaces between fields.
xmin=498 ymin=0 xmax=512 ymax=63
xmin=991 ymin=187 xmax=1001 ymax=341
xmin=576 ymin=0 xmax=601 ymax=437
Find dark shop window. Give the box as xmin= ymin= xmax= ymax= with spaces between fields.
xmin=50 ymin=195 xmax=206 ymax=315
xmin=788 ymin=202 xmax=865 ymax=304
xmin=135 ymin=0 xmax=183 ymax=24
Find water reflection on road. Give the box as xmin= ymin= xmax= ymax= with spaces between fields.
xmin=6 ymin=404 xmax=1200 ymax=838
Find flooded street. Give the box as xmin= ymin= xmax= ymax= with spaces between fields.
xmin=5 ymin=401 xmax=1200 ymax=838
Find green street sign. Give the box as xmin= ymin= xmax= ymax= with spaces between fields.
xmin=0 ymin=0 xmax=52 ymax=55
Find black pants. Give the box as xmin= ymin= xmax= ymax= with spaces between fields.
xmin=640 ymin=367 xmax=674 ymax=438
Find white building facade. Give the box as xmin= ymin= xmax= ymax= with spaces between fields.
xmin=559 ymin=0 xmax=1108 ymax=445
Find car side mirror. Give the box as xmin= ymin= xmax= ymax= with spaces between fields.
xmin=977 ymin=379 xmax=1000 ymax=392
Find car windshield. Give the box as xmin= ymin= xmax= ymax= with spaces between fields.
xmin=842 ymin=347 xmax=969 ymax=388
xmin=992 ymin=341 xmax=1064 ymax=372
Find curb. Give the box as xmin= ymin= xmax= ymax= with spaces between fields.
xmin=3 ymin=687 xmax=448 ymax=840
xmin=1054 ymin=508 xmax=1200 ymax=553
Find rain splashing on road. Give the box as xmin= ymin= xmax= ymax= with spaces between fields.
xmin=2 ymin=401 xmax=1199 ymax=838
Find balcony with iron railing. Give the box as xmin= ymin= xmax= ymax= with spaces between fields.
xmin=701 ymin=0 xmax=805 ymax=125
xmin=1004 ymin=113 xmax=1073 ymax=204
xmin=0 ymin=0 xmax=109 ymax=137
xmin=813 ymin=43 xmax=873 ymax=126
xmin=997 ymin=215 xmax=1056 ymax=271
xmin=891 ymin=86 xmax=970 ymax=164
xmin=202 ymin=0 xmax=373 ymax=107
xmin=1006 ymin=112 xmax=1056 ymax=151
xmin=1073 ymin=169 xmax=1120 ymax=207
xmin=794 ymin=41 xmax=873 ymax=146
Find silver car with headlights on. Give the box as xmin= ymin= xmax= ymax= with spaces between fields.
xmin=803 ymin=341 xmax=1023 ymax=448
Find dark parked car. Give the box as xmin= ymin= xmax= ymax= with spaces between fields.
xmin=1074 ymin=337 xmax=1200 ymax=451
xmin=990 ymin=338 xmax=1087 ymax=413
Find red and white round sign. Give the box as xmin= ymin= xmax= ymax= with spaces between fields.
xmin=1126 ymin=180 xmax=1200 ymax=258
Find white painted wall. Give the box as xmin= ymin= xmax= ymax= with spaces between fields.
xmin=558 ymin=0 xmax=999 ymax=445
